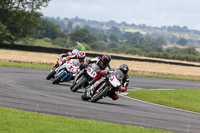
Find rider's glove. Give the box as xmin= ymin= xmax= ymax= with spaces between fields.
xmin=120 ymin=87 xmax=127 ymax=92
xmin=100 ymin=70 xmax=108 ymax=76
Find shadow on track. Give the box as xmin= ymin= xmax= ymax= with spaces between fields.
xmin=92 ymin=101 xmax=128 ymax=107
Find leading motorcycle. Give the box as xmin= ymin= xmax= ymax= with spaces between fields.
xmin=81 ymin=69 xmax=124 ymax=103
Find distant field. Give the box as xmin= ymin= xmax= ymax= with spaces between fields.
xmin=1 ymin=49 xmax=200 ymax=78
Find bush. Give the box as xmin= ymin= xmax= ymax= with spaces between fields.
xmin=52 ymin=37 xmax=67 ymax=47
xmin=125 ymin=47 xmax=142 ymax=55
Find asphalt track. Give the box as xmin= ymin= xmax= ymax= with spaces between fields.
xmin=0 ymin=66 xmax=200 ymax=133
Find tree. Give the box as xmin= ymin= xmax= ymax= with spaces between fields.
xmin=0 ymin=0 xmax=50 ymax=43
xmin=69 ymin=28 xmax=97 ymax=48
xmin=155 ymin=37 xmax=167 ymax=48
xmin=126 ymin=33 xmax=144 ymax=45
xmin=176 ymin=38 xmax=188 ymax=46
xmin=66 ymin=21 xmax=73 ymax=32
xmin=109 ymin=34 xmax=118 ymax=42
xmin=36 ymin=18 xmax=66 ymax=39
xmin=106 ymin=26 xmax=122 ymax=40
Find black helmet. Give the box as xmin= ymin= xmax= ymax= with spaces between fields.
xmin=119 ymin=64 xmax=129 ymax=75
xmin=101 ymin=54 xmax=111 ymax=66
xmin=78 ymin=51 xmax=86 ymax=62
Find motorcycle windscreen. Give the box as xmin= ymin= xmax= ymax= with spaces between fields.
xmin=109 ymin=70 xmax=124 ymax=87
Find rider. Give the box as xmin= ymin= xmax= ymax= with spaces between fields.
xmin=64 ymin=51 xmax=87 ymax=64
xmin=88 ymin=64 xmax=129 ymax=100
xmin=58 ymin=49 xmax=79 ymax=59
xmin=82 ymin=54 xmax=112 ymax=85
xmin=108 ymin=64 xmax=130 ymax=100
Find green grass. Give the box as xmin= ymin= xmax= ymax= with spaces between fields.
xmin=17 ymin=38 xmax=62 ymax=48
xmin=128 ymin=89 xmax=200 ymax=113
xmin=0 ymin=62 xmax=52 ymax=69
xmin=1 ymin=61 xmax=200 ymax=81
xmin=129 ymin=73 xmax=200 ymax=81
xmin=0 ymin=107 xmax=172 ymax=133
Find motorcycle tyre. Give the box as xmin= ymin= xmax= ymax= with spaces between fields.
xmin=90 ymin=85 xmax=109 ymax=103
xmin=46 ymin=68 xmax=56 ymax=80
xmin=71 ymin=77 xmax=87 ymax=92
xmin=52 ymin=72 xmax=66 ymax=84
xmin=81 ymin=92 xmax=90 ymax=101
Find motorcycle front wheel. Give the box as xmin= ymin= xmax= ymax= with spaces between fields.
xmin=46 ymin=68 xmax=56 ymax=80
xmin=90 ymin=84 xmax=110 ymax=103
xmin=71 ymin=76 xmax=87 ymax=92
xmin=52 ymin=72 xmax=66 ymax=84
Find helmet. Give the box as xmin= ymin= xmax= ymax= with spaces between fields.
xmin=101 ymin=54 xmax=111 ymax=66
xmin=72 ymin=49 xmax=79 ymax=55
xmin=119 ymin=64 xmax=129 ymax=75
xmin=78 ymin=51 xmax=86 ymax=62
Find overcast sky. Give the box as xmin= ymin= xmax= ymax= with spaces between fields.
xmin=41 ymin=0 xmax=200 ymax=30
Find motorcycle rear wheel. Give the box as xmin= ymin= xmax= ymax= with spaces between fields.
xmin=81 ymin=91 xmax=90 ymax=101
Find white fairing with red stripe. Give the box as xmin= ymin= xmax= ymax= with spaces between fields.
xmin=109 ymin=74 xmax=121 ymax=87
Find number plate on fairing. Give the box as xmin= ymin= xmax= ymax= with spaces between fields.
xmin=87 ymin=67 xmax=97 ymax=78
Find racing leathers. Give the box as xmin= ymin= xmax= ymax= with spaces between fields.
xmin=62 ymin=51 xmax=87 ymax=66
xmin=85 ymin=56 xmax=111 ymax=83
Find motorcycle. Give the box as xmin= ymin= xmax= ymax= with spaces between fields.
xmin=52 ymin=59 xmax=80 ymax=84
xmin=70 ymin=63 xmax=100 ymax=92
xmin=46 ymin=57 xmax=63 ymax=80
xmin=81 ymin=69 xmax=124 ymax=103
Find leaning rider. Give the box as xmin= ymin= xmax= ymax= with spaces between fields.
xmin=81 ymin=54 xmax=112 ymax=84
xmin=63 ymin=51 xmax=87 ymax=64
xmin=58 ymin=49 xmax=79 ymax=59
xmin=88 ymin=64 xmax=130 ymax=100
xmin=108 ymin=64 xmax=130 ymax=100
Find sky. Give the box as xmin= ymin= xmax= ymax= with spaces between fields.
xmin=41 ymin=0 xmax=200 ymax=30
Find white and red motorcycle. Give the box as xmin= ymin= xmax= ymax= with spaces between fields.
xmin=81 ymin=69 xmax=124 ymax=102
xmin=52 ymin=59 xmax=80 ymax=84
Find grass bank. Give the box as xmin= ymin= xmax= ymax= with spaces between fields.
xmin=129 ymin=73 xmax=200 ymax=81
xmin=1 ymin=61 xmax=200 ymax=81
xmin=0 ymin=107 xmax=172 ymax=133
xmin=128 ymin=89 xmax=200 ymax=113
xmin=0 ymin=61 xmax=52 ymax=69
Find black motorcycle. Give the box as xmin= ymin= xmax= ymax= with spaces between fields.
xmin=70 ymin=63 xmax=100 ymax=92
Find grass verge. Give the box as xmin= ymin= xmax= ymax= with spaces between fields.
xmin=1 ymin=61 xmax=200 ymax=81
xmin=0 ymin=107 xmax=172 ymax=133
xmin=129 ymin=73 xmax=200 ymax=81
xmin=128 ymin=89 xmax=200 ymax=113
xmin=0 ymin=62 xmax=52 ymax=69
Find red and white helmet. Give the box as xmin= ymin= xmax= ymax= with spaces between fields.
xmin=78 ymin=51 xmax=86 ymax=62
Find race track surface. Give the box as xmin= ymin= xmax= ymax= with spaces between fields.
xmin=0 ymin=66 xmax=200 ymax=133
